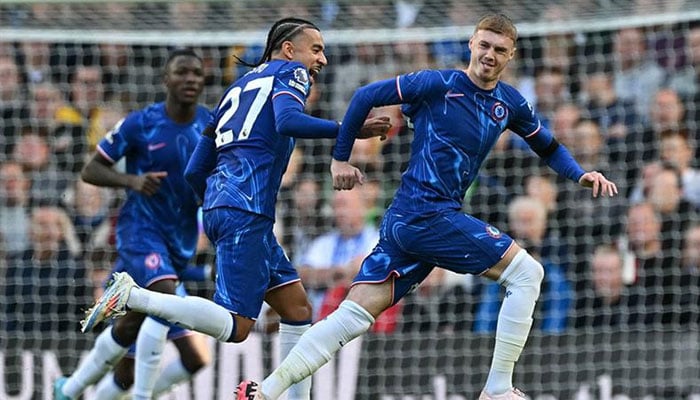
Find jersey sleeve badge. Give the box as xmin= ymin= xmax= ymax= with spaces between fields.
xmin=288 ymin=67 xmax=310 ymax=96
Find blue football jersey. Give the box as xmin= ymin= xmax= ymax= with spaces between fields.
xmin=97 ymin=102 xmax=211 ymax=265
xmin=203 ymin=60 xmax=312 ymax=219
xmin=390 ymin=70 xmax=542 ymax=213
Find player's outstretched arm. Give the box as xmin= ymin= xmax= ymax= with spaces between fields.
xmin=578 ymin=171 xmax=618 ymax=198
xmin=82 ymin=152 xmax=167 ymax=196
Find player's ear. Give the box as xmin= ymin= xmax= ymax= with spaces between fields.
xmin=281 ymin=41 xmax=295 ymax=60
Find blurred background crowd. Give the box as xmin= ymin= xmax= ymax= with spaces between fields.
xmin=0 ymin=0 xmax=699 ymax=344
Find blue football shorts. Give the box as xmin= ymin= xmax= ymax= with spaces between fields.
xmin=114 ymin=248 xmax=181 ymax=288
xmin=203 ymin=207 xmax=300 ymax=319
xmin=354 ymin=207 xmax=515 ymax=305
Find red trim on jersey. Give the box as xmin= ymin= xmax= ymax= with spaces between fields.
xmin=395 ymin=76 xmax=403 ymax=101
xmin=273 ymin=91 xmax=305 ymax=106
xmin=96 ymin=145 xmax=116 ymax=164
xmin=524 ymin=122 xmax=542 ymax=138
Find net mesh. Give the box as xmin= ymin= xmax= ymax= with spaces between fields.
xmin=1 ymin=1 xmax=700 ymax=399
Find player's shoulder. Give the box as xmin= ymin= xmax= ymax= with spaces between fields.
xmin=111 ymin=105 xmax=153 ymax=135
xmin=139 ymin=102 xmax=167 ymax=122
xmin=275 ymin=60 xmax=307 ymax=75
xmin=495 ymin=80 xmax=526 ymax=101
xmin=401 ymin=69 xmax=458 ymax=92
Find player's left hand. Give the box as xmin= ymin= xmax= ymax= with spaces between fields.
xmin=578 ymin=171 xmax=618 ymax=198
xmin=356 ymin=116 xmax=391 ymax=141
xmin=331 ymin=159 xmax=364 ymax=190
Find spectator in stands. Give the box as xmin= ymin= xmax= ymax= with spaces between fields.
xmin=330 ymin=42 xmax=397 ymax=120
xmin=12 ymin=130 xmax=70 ymax=207
xmin=580 ymin=70 xmax=641 ymax=162
xmin=556 ymin=119 xmax=625 ymax=243
xmin=276 ymin=147 xmax=329 ymax=264
xmin=29 ymin=82 xmax=66 ymax=130
xmin=621 ymin=201 xmax=683 ymax=325
xmin=64 ymin=179 xmax=114 ymax=254
xmin=549 ymin=102 xmax=581 ymax=149
xmin=510 ymin=67 xmax=570 ymax=150
xmin=523 ymin=172 xmax=559 ymax=241
xmin=524 ymin=173 xmax=557 ymax=218
xmin=622 ymin=88 xmax=686 ymax=193
xmin=400 ymin=267 xmax=476 ymax=333
xmin=682 ymin=224 xmax=700 ymax=274
xmin=0 ymin=161 xmax=31 ymax=255
xmin=612 ymin=27 xmax=667 ymax=122
xmin=659 ymin=129 xmax=700 ymax=208
xmin=0 ymin=55 xmax=27 ymax=159
xmin=19 ymin=41 xmax=53 ymax=84
xmin=57 ymin=64 xmax=107 ymax=150
xmin=573 ymin=244 xmax=643 ymax=328
xmin=169 ymin=1 xmax=208 ymax=31
xmin=298 ymin=188 xmax=379 ymax=320
xmin=646 ymin=162 xmax=699 ymax=251
xmin=474 ymin=196 xmax=573 ymax=334
xmin=1 ymin=206 xmax=88 ymax=333
xmin=533 ymin=67 xmax=571 ymax=127
xmin=98 ymin=43 xmax=132 ymax=102
xmin=669 ymin=25 xmax=700 ymax=99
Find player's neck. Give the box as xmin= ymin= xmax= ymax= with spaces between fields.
xmin=165 ymin=100 xmax=196 ymax=124
xmin=464 ymin=68 xmax=498 ymax=91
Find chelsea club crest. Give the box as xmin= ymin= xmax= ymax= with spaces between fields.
xmin=490 ymin=102 xmax=507 ymax=122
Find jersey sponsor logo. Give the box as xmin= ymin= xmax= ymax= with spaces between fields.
xmin=485 ymin=225 xmax=502 ymax=239
xmin=490 ymin=102 xmax=507 ymax=122
xmin=144 ymin=252 xmax=162 ymax=270
xmin=147 ymin=142 xmax=167 ymax=151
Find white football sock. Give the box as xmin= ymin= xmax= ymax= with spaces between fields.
xmin=153 ymin=359 xmax=191 ymax=397
xmin=279 ymin=322 xmax=312 ymax=400
xmin=93 ymin=372 xmax=128 ymax=400
xmin=62 ymin=326 xmax=129 ymax=398
xmin=132 ymin=317 xmax=169 ymax=400
xmin=262 ymin=301 xmax=374 ymax=400
xmin=127 ymin=288 xmax=234 ymax=342
xmin=484 ymin=250 xmax=544 ymax=396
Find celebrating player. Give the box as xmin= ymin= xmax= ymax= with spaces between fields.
xmin=77 ymin=17 xmax=390 ymax=400
xmin=236 ymin=13 xmax=618 ymax=400
xmin=54 ymin=48 xmax=211 ymax=400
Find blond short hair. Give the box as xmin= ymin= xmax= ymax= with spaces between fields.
xmin=474 ymin=13 xmax=518 ymax=43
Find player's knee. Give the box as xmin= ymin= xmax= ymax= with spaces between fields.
xmin=227 ymin=315 xmax=256 ymax=343
xmin=502 ymin=250 xmax=544 ymax=295
xmin=278 ymin=299 xmax=313 ymax=322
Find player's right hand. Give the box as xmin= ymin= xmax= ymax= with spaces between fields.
xmin=357 ymin=116 xmax=391 ymax=141
xmin=129 ymin=171 xmax=168 ymax=196
xmin=331 ymin=159 xmax=364 ymax=190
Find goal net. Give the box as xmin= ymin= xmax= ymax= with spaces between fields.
xmin=1 ymin=1 xmax=699 ymax=399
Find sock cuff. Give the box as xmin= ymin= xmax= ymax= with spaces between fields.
xmin=339 ymin=300 xmax=376 ymax=324
xmin=279 ymin=319 xmax=312 ymax=326
xmin=279 ymin=321 xmax=312 ymax=335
